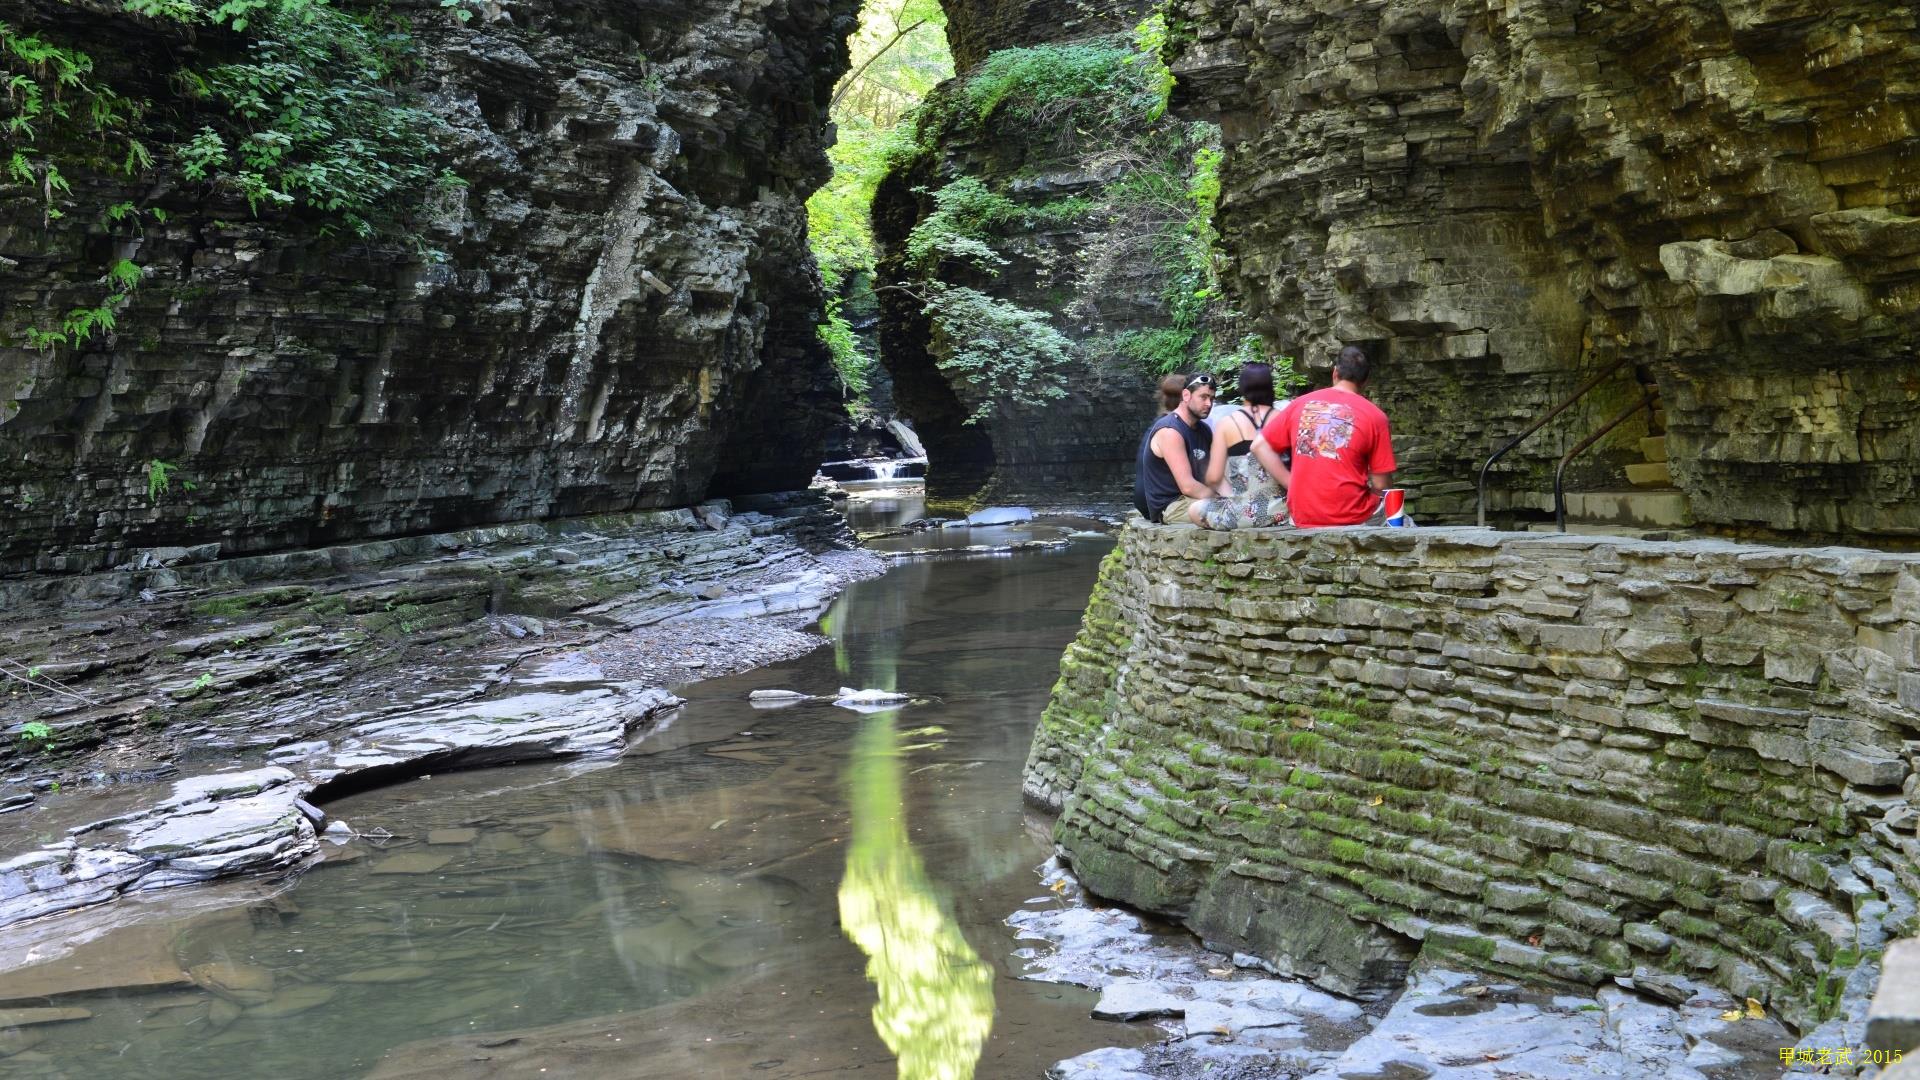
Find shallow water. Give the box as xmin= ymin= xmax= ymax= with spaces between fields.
xmin=4 ymin=531 xmax=1150 ymax=1079
xmin=843 ymin=491 xmax=928 ymax=532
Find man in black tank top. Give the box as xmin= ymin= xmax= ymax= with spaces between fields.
xmin=1134 ymin=374 xmax=1220 ymax=524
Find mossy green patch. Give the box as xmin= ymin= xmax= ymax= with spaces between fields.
xmin=1287 ymin=731 xmax=1326 ymax=756
xmin=1329 ymin=837 xmax=1369 ymax=864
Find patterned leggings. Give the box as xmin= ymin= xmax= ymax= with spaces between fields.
xmin=1202 ymin=453 xmax=1288 ymax=530
xmin=1202 ymin=493 xmax=1288 ymax=530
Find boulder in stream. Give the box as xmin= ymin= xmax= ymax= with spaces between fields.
xmin=832 ymin=688 xmax=914 ymax=712
xmin=966 ymin=506 xmax=1034 ymax=526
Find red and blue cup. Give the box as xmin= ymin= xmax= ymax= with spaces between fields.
xmin=1381 ymin=488 xmax=1407 ymax=527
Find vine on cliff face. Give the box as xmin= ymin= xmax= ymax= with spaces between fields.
xmin=920 ymin=283 xmax=1072 ymax=425
xmin=175 ymin=0 xmax=453 ymax=238
xmin=1 ymin=0 xmax=460 ymax=351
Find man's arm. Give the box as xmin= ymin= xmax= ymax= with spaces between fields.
xmin=1249 ymin=436 xmax=1290 ymax=491
xmin=1366 ymin=411 xmax=1396 ymax=493
xmin=1152 ymin=428 xmax=1215 ymax=499
xmin=1203 ymin=422 xmax=1231 ymax=492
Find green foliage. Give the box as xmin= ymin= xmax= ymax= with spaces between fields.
xmin=806 ymin=0 xmax=952 ymax=413
xmin=902 ymin=178 xmax=1098 ymax=274
xmin=1131 ymin=12 xmax=1176 ymax=122
xmin=146 ymin=459 xmax=177 ymax=501
xmin=904 ymin=176 xmax=1017 ymax=272
xmin=440 ymin=0 xmax=484 ymax=24
xmin=831 ymin=0 xmax=950 ymax=128
xmin=818 ymin=297 xmax=871 ymax=398
xmin=0 ymin=19 xmax=141 ymax=228
xmin=7 ymin=1 xmax=446 ymax=232
xmin=1222 ymin=334 xmax=1304 ymax=395
xmin=19 ymin=721 xmax=52 ymax=745
xmin=871 ymin=5 xmax=1252 ymax=425
xmin=189 ymin=0 xmax=447 ymax=237
xmin=922 ymin=284 xmax=1072 ymax=425
xmin=811 ymin=121 xmax=915 ymax=296
xmin=962 ymin=41 xmax=1136 ymax=126
xmin=1109 ymin=327 xmax=1196 ymax=377
xmin=3 ymin=0 xmax=460 ymax=350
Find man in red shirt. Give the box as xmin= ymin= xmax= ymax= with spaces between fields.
xmin=1263 ymin=346 xmax=1396 ymax=527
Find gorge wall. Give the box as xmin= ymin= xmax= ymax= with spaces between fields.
xmin=0 ymin=0 xmax=859 ymax=577
xmin=1027 ymin=524 xmax=1920 ymax=1028
xmin=1165 ymin=0 xmax=1920 ymax=538
xmin=875 ymin=0 xmax=1243 ymax=504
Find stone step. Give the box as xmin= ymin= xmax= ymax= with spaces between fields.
xmin=1650 ymin=409 xmax=1667 ymax=431
xmin=1625 ymin=461 xmax=1672 ymax=487
xmin=1640 ymin=435 xmax=1668 ymax=462
xmin=1562 ymin=489 xmax=1693 ymax=528
xmin=1524 ymin=522 xmax=1681 ymax=539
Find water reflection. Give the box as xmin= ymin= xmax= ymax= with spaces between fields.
xmin=0 ymin=534 xmax=1124 ymax=1079
xmin=839 ymin=711 xmax=994 ymax=1080
xmin=844 ymin=493 xmax=929 ymax=533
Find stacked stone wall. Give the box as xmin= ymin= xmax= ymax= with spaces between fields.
xmin=1027 ymin=525 xmax=1920 ymax=1026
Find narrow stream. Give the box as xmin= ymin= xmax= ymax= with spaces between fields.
xmin=6 ymin=529 xmax=1153 ymax=1078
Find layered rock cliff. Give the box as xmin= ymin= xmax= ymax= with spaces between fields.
xmin=1166 ymin=0 xmax=1920 ymax=539
xmin=0 ymin=0 xmax=859 ymax=576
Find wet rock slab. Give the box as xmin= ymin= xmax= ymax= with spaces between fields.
xmin=0 ymin=769 xmax=314 ymax=926
xmin=0 ymin=922 xmax=192 ymax=1005
xmin=0 ymin=503 xmax=882 ymax=929
xmin=1023 ymin=860 xmax=1796 ymax=1080
xmin=1015 ymin=860 xmax=1370 ymax=1078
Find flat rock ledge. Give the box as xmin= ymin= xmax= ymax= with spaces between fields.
xmin=0 ymin=679 xmax=681 ymax=927
xmin=0 ymin=493 xmax=882 ymax=929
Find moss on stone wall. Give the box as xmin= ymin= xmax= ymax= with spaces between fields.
xmin=1026 ymin=523 xmax=1920 ymax=1026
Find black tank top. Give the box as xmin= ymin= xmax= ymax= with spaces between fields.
xmin=1226 ymin=406 xmax=1275 ymax=457
xmin=1134 ymin=413 xmax=1212 ymax=520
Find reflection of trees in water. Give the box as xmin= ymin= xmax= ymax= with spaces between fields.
xmin=820 ymin=560 xmax=931 ymax=688
xmin=838 ymin=712 xmax=994 ymax=1080
xmin=825 ymin=548 xmax=1112 ymax=888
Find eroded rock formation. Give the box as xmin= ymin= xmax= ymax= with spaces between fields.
xmin=1166 ymin=0 xmax=1920 ymax=538
xmin=1027 ymin=524 xmax=1920 ymax=1030
xmin=0 ymin=0 xmax=859 ymax=575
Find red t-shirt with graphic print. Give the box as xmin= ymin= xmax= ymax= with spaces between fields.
xmin=1263 ymin=387 xmax=1396 ymax=527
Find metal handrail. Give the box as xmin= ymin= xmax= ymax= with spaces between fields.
xmin=1476 ymin=356 xmax=1634 ymax=527
xmin=1553 ymin=385 xmax=1655 ymax=532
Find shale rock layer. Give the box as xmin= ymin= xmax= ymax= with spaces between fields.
xmin=1168 ymin=0 xmax=1920 ymax=537
xmin=1027 ymin=524 xmax=1920 ymax=1026
xmin=0 ymin=0 xmax=859 ymax=576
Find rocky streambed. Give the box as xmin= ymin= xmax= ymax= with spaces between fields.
xmin=0 ymin=509 xmax=1825 ymax=1079
xmin=0 ymin=493 xmax=881 ymax=927
xmin=1018 ymin=858 xmax=1797 ymax=1080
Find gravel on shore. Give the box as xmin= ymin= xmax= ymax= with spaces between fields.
xmin=582 ymin=546 xmax=886 ymax=688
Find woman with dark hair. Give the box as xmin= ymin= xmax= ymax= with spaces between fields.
xmin=1157 ymin=373 xmax=1188 ymax=414
xmin=1199 ymin=361 xmax=1291 ymax=528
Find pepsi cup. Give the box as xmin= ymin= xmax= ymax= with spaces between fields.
xmin=1381 ymin=488 xmax=1408 ymax=527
